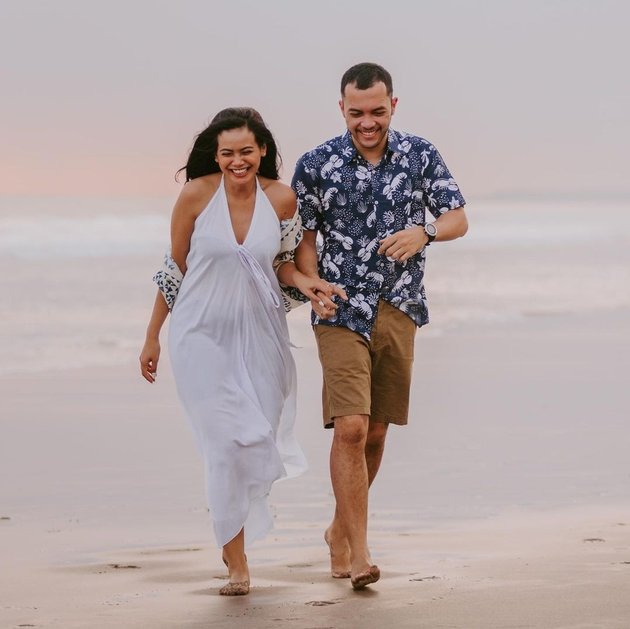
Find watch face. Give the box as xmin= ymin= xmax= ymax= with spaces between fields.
xmin=425 ymin=223 xmax=437 ymax=237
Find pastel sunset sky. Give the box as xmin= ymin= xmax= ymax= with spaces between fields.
xmin=1 ymin=0 xmax=628 ymax=201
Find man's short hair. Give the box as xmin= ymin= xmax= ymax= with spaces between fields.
xmin=340 ymin=63 xmax=393 ymax=96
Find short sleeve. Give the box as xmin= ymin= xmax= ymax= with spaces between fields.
xmin=153 ymin=251 xmax=184 ymax=311
xmin=291 ymin=155 xmax=323 ymax=231
xmin=421 ymin=144 xmax=466 ymax=219
xmin=273 ymin=212 xmax=309 ymax=312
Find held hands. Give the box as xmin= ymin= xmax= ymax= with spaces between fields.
xmin=377 ymin=226 xmax=427 ymax=263
xmin=294 ymin=274 xmax=348 ymax=319
xmin=139 ymin=338 xmax=160 ymax=383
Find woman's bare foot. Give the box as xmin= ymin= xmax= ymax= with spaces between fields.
xmin=220 ymin=553 xmax=250 ymax=596
xmin=219 ymin=580 xmax=249 ymax=596
xmin=324 ymin=527 xmax=351 ymax=578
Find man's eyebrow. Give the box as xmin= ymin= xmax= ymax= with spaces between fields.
xmin=348 ymin=107 xmax=386 ymax=113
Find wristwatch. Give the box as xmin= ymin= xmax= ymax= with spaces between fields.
xmin=424 ymin=222 xmax=437 ymax=244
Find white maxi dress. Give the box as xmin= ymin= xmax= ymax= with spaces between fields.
xmin=168 ymin=177 xmax=307 ymax=547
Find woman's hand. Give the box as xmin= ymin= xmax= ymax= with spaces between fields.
xmin=139 ymin=338 xmax=160 ymax=383
xmin=294 ymin=274 xmax=347 ymax=319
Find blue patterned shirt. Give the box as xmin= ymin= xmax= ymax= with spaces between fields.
xmin=291 ymin=129 xmax=466 ymax=339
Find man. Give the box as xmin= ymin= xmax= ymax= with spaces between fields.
xmin=292 ymin=62 xmax=468 ymax=590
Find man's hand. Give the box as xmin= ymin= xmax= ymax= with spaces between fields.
xmin=311 ymin=286 xmax=348 ymax=319
xmin=294 ymin=275 xmax=348 ymax=319
xmin=377 ymin=226 xmax=427 ymax=262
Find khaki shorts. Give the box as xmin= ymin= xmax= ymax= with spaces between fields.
xmin=313 ymin=300 xmax=417 ymax=428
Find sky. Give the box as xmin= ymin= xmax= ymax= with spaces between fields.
xmin=1 ymin=0 xmax=628 ymax=201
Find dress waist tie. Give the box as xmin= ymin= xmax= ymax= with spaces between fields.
xmin=237 ymin=245 xmax=281 ymax=310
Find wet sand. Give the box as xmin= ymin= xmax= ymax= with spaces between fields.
xmin=2 ymin=308 xmax=630 ymax=628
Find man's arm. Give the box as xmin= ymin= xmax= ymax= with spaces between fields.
xmin=379 ymin=139 xmax=467 ymax=262
xmin=434 ymin=205 xmax=468 ymax=239
xmin=377 ymin=207 xmax=468 ymax=262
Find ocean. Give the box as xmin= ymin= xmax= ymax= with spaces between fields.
xmin=1 ymin=196 xmax=629 ymax=376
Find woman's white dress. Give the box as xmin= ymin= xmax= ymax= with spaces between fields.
xmin=168 ymin=177 xmax=307 ymax=547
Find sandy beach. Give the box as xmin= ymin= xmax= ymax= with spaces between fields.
xmin=2 ymin=200 xmax=630 ymax=628
xmin=2 ymin=0 xmax=630 ymax=625
xmin=2 ymin=307 xmax=630 ymax=628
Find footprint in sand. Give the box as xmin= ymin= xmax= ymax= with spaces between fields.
xmin=139 ymin=547 xmax=202 ymax=555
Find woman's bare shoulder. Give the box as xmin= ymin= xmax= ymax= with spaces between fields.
xmin=180 ymin=173 xmax=221 ymax=202
xmin=260 ymin=178 xmax=297 ymax=220
xmin=175 ymin=174 xmax=222 ymax=217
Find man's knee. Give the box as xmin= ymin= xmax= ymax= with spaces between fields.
xmin=333 ymin=414 xmax=369 ymax=447
xmin=366 ymin=421 xmax=388 ymax=449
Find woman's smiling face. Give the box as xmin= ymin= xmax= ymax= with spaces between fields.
xmin=215 ymin=126 xmax=266 ymax=183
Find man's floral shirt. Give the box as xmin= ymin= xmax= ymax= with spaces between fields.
xmin=292 ymin=129 xmax=466 ymax=339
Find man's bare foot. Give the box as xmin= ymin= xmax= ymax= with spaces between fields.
xmin=351 ymin=565 xmax=380 ymax=590
xmin=324 ymin=528 xmax=351 ymax=578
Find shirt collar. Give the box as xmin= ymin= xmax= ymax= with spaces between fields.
xmin=339 ymin=129 xmax=401 ymax=166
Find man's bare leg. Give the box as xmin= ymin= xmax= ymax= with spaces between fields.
xmin=324 ymin=512 xmax=351 ymax=578
xmin=365 ymin=421 xmax=389 ymax=483
xmin=326 ymin=420 xmax=389 ymax=578
xmin=327 ymin=414 xmax=386 ymax=587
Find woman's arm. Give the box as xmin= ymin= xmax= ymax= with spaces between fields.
xmin=139 ymin=290 xmax=169 ymax=382
xmin=276 ymin=251 xmax=345 ymax=316
xmin=139 ymin=178 xmax=214 ymax=382
xmin=267 ymin=181 xmax=346 ymax=316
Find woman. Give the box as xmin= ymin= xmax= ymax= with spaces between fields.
xmin=139 ymin=108 xmax=343 ymax=595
